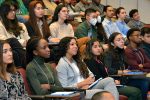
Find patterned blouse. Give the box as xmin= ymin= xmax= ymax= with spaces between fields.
xmin=0 ymin=72 xmax=31 ymax=100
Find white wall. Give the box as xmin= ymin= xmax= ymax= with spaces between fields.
xmin=101 ymin=0 xmax=150 ymax=23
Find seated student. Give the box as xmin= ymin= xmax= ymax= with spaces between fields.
xmin=140 ymin=27 xmax=150 ymax=59
xmin=25 ymin=1 xmax=51 ymax=41
xmin=42 ymin=0 xmax=57 ymax=16
xmin=125 ymin=28 xmax=150 ymax=72
xmin=127 ymin=9 xmax=145 ymax=29
xmin=103 ymin=32 xmax=149 ymax=100
xmin=49 ymin=4 xmax=74 ymax=43
xmin=56 ymin=37 xmax=119 ymax=100
xmin=26 ymin=37 xmax=63 ymax=95
xmin=61 ymin=0 xmax=84 ymax=20
xmin=102 ymin=5 xmax=121 ymax=38
xmin=75 ymin=8 xmax=98 ymax=39
xmin=0 ymin=1 xmax=29 ymax=68
xmin=0 ymin=1 xmax=30 ymax=47
xmin=88 ymin=0 xmax=105 ymax=16
xmin=92 ymin=91 xmax=115 ymax=100
xmin=83 ymin=39 xmax=142 ymax=100
xmin=0 ymin=40 xmax=31 ymax=100
xmin=115 ymin=7 xmax=130 ymax=37
xmin=74 ymin=0 xmax=90 ymax=12
xmin=0 ymin=0 xmax=29 ymax=23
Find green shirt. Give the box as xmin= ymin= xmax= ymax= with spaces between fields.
xmin=26 ymin=56 xmax=63 ymax=95
xmin=75 ymin=21 xmax=98 ymax=39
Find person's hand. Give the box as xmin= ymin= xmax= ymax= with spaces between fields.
xmin=139 ymin=64 xmax=143 ymax=68
xmin=41 ymin=84 xmax=50 ymax=90
xmin=81 ymin=85 xmax=89 ymax=89
xmin=115 ymin=80 xmax=120 ymax=85
xmin=84 ymin=76 xmax=95 ymax=85
xmin=123 ymin=69 xmax=130 ymax=74
xmin=79 ymin=12 xmax=85 ymax=16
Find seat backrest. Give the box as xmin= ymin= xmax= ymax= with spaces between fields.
xmin=17 ymin=68 xmax=32 ymax=95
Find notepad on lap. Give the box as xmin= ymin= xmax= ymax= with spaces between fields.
xmin=50 ymin=91 xmax=75 ymax=96
xmin=88 ymin=78 xmax=103 ymax=89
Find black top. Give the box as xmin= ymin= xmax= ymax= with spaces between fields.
xmin=104 ymin=47 xmax=126 ymax=75
xmin=84 ymin=58 xmax=108 ymax=80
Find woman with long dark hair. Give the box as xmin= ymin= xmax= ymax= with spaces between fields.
xmin=0 ymin=1 xmax=29 ymax=68
xmin=0 ymin=1 xmax=30 ymax=47
xmin=84 ymin=38 xmax=142 ymax=100
xmin=0 ymin=40 xmax=30 ymax=99
xmin=25 ymin=1 xmax=51 ymax=41
xmin=56 ymin=37 xmax=119 ymax=99
xmin=49 ymin=4 xmax=74 ymax=43
xmin=104 ymin=32 xmax=149 ymax=100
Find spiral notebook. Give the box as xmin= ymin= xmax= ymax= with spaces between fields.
xmin=88 ymin=78 xmax=103 ymax=89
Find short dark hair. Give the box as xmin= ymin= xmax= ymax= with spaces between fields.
xmin=141 ymin=27 xmax=150 ymax=36
xmin=103 ymin=5 xmax=112 ymax=12
xmin=115 ymin=7 xmax=125 ymax=19
xmin=85 ymin=8 xmax=96 ymax=17
xmin=127 ymin=28 xmax=140 ymax=40
xmin=92 ymin=91 xmax=111 ymax=100
xmin=129 ymin=9 xmax=138 ymax=18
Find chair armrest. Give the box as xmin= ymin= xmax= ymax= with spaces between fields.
xmin=29 ymin=95 xmax=45 ymax=100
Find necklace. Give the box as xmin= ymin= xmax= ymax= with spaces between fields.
xmin=33 ymin=59 xmax=54 ymax=85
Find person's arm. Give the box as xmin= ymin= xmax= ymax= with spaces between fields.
xmin=49 ymin=23 xmax=58 ymax=38
xmin=48 ymin=65 xmax=64 ymax=92
xmin=102 ymin=24 xmax=111 ymax=38
xmin=56 ymin=60 xmax=75 ymax=87
xmin=0 ymin=22 xmax=9 ymax=40
xmin=124 ymin=48 xmax=140 ymax=69
xmin=68 ymin=24 xmax=74 ymax=37
xmin=26 ymin=65 xmax=50 ymax=95
xmin=75 ymin=23 xmax=88 ymax=38
xmin=16 ymin=72 xmax=31 ymax=99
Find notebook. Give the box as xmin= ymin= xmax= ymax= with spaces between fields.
xmin=50 ymin=91 xmax=76 ymax=96
xmin=88 ymin=78 xmax=103 ymax=89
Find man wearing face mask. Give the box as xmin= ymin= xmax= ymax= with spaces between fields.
xmin=75 ymin=8 xmax=99 ymax=39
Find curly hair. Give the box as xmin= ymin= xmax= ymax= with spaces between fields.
xmin=58 ymin=37 xmax=89 ymax=78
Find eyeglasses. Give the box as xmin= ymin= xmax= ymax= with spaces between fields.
xmin=131 ymin=34 xmax=141 ymax=37
xmin=9 ymin=9 xmax=16 ymax=13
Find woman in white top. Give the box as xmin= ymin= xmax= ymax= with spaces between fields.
xmin=0 ymin=1 xmax=30 ymax=47
xmin=56 ymin=37 xmax=119 ymax=99
xmin=49 ymin=4 xmax=74 ymax=43
xmin=0 ymin=1 xmax=29 ymax=68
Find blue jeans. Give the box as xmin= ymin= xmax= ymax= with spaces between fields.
xmin=127 ymin=76 xmax=150 ymax=100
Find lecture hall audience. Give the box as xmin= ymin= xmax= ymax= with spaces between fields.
xmin=0 ymin=0 xmax=150 ymax=100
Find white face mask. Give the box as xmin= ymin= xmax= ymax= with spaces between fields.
xmin=97 ymin=16 xmax=101 ymax=23
xmin=89 ymin=18 xmax=97 ymax=26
